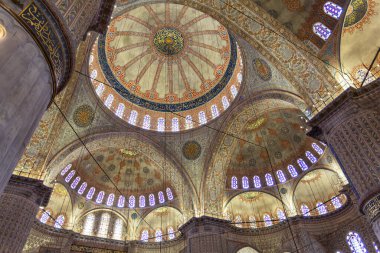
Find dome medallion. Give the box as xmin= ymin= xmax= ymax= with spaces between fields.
xmin=154 ymin=28 xmax=184 ymax=55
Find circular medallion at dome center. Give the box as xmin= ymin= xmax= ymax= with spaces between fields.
xmin=154 ymin=28 xmax=184 ymax=55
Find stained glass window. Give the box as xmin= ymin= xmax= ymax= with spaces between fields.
xmin=324 ymin=2 xmax=343 ymax=19
xmin=185 ymin=115 xmax=193 ymax=129
xmin=65 ymin=170 xmax=75 ymax=183
xmin=78 ymin=182 xmax=87 ymax=195
xmin=116 ymin=103 xmax=125 ymax=118
xmin=317 ymin=202 xmax=328 ymax=215
xmin=106 ymin=193 xmax=115 ymax=207
xmin=141 ymin=230 xmax=149 ymax=242
xmin=265 ymin=173 xmax=274 ymax=186
xmin=264 ymin=214 xmax=272 ymax=227
xmin=60 ymin=164 xmax=72 ymax=176
xmin=301 ymin=204 xmax=310 ymax=216
xmin=276 ymin=170 xmax=286 ymax=183
xmin=97 ymin=212 xmax=111 ymax=238
xmin=96 ymin=83 xmax=105 ymax=96
xmin=96 ymin=191 xmax=105 ymax=204
xmin=157 ymin=191 xmax=165 ymax=204
xmin=142 ymin=115 xmax=151 ymax=130
xmin=157 ymin=117 xmax=165 ymax=132
xmin=242 ymin=176 xmax=249 ymax=189
xmin=231 ymin=176 xmax=238 ymax=189
xmin=86 ymin=187 xmax=95 ymax=200
xmin=90 ymin=69 xmax=97 ymax=80
xmin=249 ymin=216 xmax=257 ymax=229
xmin=253 ymin=176 xmax=261 ymax=188
xmin=172 ymin=118 xmax=179 ymax=132
xmin=313 ymin=22 xmax=331 ymax=41
xmin=168 ymin=227 xmax=175 ymax=240
xmin=166 ymin=188 xmax=173 ymax=201
xmin=306 ymin=151 xmax=317 ymax=163
xmin=237 ymin=72 xmax=243 ymax=84
xmin=231 ymin=85 xmax=238 ymax=98
xmin=71 ymin=176 xmax=81 ymax=189
xmin=54 ymin=214 xmax=65 ymax=229
xmin=211 ymin=105 xmax=219 ymax=118
xmin=222 ymin=96 xmax=230 ymax=110
xmin=89 ymin=54 xmax=94 ymax=64
xmin=139 ymin=195 xmax=146 ymax=208
xmin=297 ymin=158 xmax=309 ymax=171
xmin=155 ymin=229 xmax=163 ymax=242
xmin=82 ymin=213 xmax=95 ymax=235
xmin=104 ymin=94 xmax=114 ymax=108
xmin=287 ymin=165 xmax=298 ymax=178
xmin=277 ymin=209 xmax=286 ymax=222
xmin=128 ymin=110 xmax=138 ymax=125
xmin=235 ymin=215 xmax=242 ymax=228
xmin=40 ymin=210 xmax=50 ymax=224
xmin=112 ymin=218 xmax=123 ymax=240
xmin=346 ymin=232 xmax=368 ymax=253
xmin=198 ymin=111 xmax=207 ymax=125
xmin=332 ymin=196 xmax=342 ymax=209
xmin=373 ymin=242 xmax=380 ymax=253
xmin=129 ymin=195 xmax=136 ymax=208
xmin=312 ymin=143 xmax=324 ymax=155
xmin=118 ymin=195 xmax=125 ymax=208
xmin=149 ymin=194 xmax=155 ymax=206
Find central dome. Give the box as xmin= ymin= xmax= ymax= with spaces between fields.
xmin=89 ymin=3 xmax=243 ymax=131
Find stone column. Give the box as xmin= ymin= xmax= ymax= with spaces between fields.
xmin=0 ymin=175 xmax=52 ymax=253
xmin=308 ymin=79 xmax=380 ymax=240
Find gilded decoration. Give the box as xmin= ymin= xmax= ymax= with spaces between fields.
xmin=182 ymin=141 xmax=202 ymax=160
xmin=154 ymin=28 xmax=184 ymax=55
xmin=344 ymin=0 xmax=377 ymax=33
xmin=72 ymin=105 xmax=95 ymax=128
xmin=253 ymin=58 xmax=272 ymax=81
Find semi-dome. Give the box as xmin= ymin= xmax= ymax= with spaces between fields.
xmin=89 ymin=3 xmax=243 ymax=132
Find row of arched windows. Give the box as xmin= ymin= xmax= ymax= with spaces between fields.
xmin=82 ymin=212 xmax=124 ymax=240
xmin=232 ymin=210 xmax=287 ymax=229
xmin=313 ymin=2 xmax=343 ymax=41
xmin=300 ymin=196 xmax=343 ymax=217
xmin=39 ymin=210 xmax=65 ymax=229
xmin=141 ymin=227 xmax=176 ymax=242
xmin=61 ymin=165 xmax=174 ymax=208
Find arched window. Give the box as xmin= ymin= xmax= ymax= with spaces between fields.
xmin=276 ymin=170 xmax=286 ymax=183
xmin=155 ymin=229 xmax=163 ymax=242
xmin=117 ymin=195 xmax=125 ymax=208
xmin=265 ymin=173 xmax=274 ymax=186
xmin=242 ymin=176 xmax=249 ymax=189
xmin=78 ymin=182 xmax=87 ymax=195
xmin=40 ymin=210 xmax=50 ymax=224
xmin=373 ymin=242 xmax=379 ymax=253
xmin=104 ymin=94 xmax=114 ymax=108
xmin=313 ymin=22 xmax=331 ymax=41
xmin=82 ymin=213 xmax=95 ymax=236
xmin=346 ymin=231 xmax=368 ymax=253
xmin=211 ymin=104 xmax=219 ymax=118
xmin=222 ymin=96 xmax=230 ymax=110
xmin=301 ymin=204 xmax=310 ymax=216
xmin=106 ymin=193 xmax=115 ymax=206
xmin=142 ymin=115 xmax=151 ymax=130
xmin=141 ymin=230 xmax=149 ymax=242
xmin=253 ymin=176 xmax=261 ymax=188
xmin=312 ymin=143 xmax=324 ymax=155
xmin=316 ymin=202 xmax=328 ymax=215
xmin=185 ymin=115 xmax=193 ymax=129
xmin=149 ymin=194 xmax=155 ymax=206
xmin=60 ymin=164 xmax=72 ymax=176
xmin=97 ymin=212 xmax=111 ymax=238
xmin=237 ymin=72 xmax=243 ymax=84
xmin=323 ymin=2 xmax=343 ymax=19
xmin=112 ymin=218 xmax=123 ymax=240
xmin=172 ymin=118 xmax=179 ymax=132
xmin=235 ymin=215 xmax=242 ymax=228
xmin=115 ymin=103 xmax=125 ymax=118
xmin=287 ymin=165 xmax=298 ymax=178
xmin=166 ymin=188 xmax=173 ymax=201
xmin=139 ymin=195 xmax=146 ymax=208
xmin=231 ymin=176 xmax=238 ymax=189
xmin=129 ymin=195 xmax=135 ymax=208
xmin=198 ymin=111 xmax=207 ymax=125
xmin=277 ymin=209 xmax=286 ymax=222
xmin=128 ymin=110 xmax=138 ymax=125
xmin=264 ymin=214 xmax=272 ymax=227
xmin=86 ymin=187 xmax=95 ymax=200
xmin=231 ymin=85 xmax=238 ymax=98
xmin=249 ymin=216 xmax=257 ymax=229
xmin=65 ymin=170 xmax=75 ymax=183
xmin=297 ymin=158 xmax=309 ymax=171
xmin=96 ymin=191 xmax=105 ymax=204
xmin=54 ymin=214 xmax=65 ymax=229
xmin=332 ymin=196 xmax=342 ymax=209
xmin=157 ymin=117 xmax=165 ymax=131
xmin=158 ymin=191 xmax=165 ymax=204
xmin=168 ymin=227 xmax=175 ymax=240
xmin=70 ymin=176 xmax=81 ymax=189
xmin=95 ymin=83 xmax=105 ymax=96
xmin=90 ymin=69 xmax=97 ymax=80
xmin=306 ymin=151 xmax=317 ymax=163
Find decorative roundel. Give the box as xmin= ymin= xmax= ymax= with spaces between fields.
xmin=73 ymin=104 xmax=95 ymax=128
xmin=182 ymin=141 xmax=202 ymax=160
xmin=253 ymin=58 xmax=272 ymax=81
xmin=344 ymin=0 xmax=368 ymax=27
xmin=154 ymin=28 xmax=184 ymax=55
